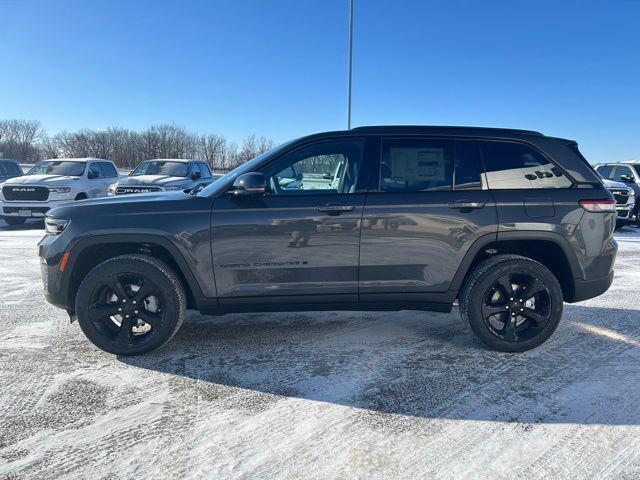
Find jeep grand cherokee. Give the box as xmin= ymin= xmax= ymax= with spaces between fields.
xmin=38 ymin=126 xmax=617 ymax=355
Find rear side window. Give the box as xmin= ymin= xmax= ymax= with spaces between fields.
xmin=199 ymin=162 xmax=212 ymax=179
xmin=595 ymin=165 xmax=612 ymax=179
xmin=1 ymin=161 xmax=21 ymax=176
xmin=454 ymin=140 xmax=486 ymax=190
xmin=479 ymin=140 xmax=572 ymax=189
xmin=380 ymin=138 xmax=453 ymax=191
xmin=99 ymin=162 xmax=118 ymax=178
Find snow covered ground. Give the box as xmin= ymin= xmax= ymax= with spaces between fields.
xmin=1 ymin=220 xmax=639 ymax=479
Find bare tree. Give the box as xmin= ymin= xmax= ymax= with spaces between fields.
xmin=0 ymin=118 xmax=276 ymax=171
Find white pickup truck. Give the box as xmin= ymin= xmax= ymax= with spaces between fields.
xmin=0 ymin=158 xmax=119 ymax=225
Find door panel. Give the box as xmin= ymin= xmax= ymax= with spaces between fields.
xmin=359 ymin=190 xmax=497 ymax=296
xmin=212 ymin=194 xmax=365 ymax=303
xmin=359 ymin=137 xmax=498 ymax=299
xmin=211 ymin=137 xmax=369 ymax=304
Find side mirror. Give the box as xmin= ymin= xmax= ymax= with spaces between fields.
xmin=191 ymin=171 xmax=201 ymax=181
xmin=230 ymin=172 xmax=266 ymax=196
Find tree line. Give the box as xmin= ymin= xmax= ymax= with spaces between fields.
xmin=0 ymin=119 xmax=276 ymax=171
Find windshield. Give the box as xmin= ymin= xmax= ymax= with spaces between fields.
xmin=197 ymin=140 xmax=294 ymax=196
xmin=131 ymin=160 xmax=189 ymax=177
xmin=27 ymin=161 xmax=85 ymax=177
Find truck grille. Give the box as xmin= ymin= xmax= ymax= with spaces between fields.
xmin=608 ymin=189 xmax=629 ymax=205
xmin=2 ymin=185 xmax=49 ymax=201
xmin=115 ymin=186 xmax=162 ymax=195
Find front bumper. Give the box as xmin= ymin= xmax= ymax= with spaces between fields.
xmin=615 ymin=204 xmax=634 ymax=222
xmin=571 ymin=271 xmax=615 ymax=303
xmin=38 ymin=232 xmax=72 ymax=310
xmin=1 ymin=199 xmax=74 ymax=218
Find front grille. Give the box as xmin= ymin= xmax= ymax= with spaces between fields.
xmin=115 ymin=186 xmax=162 ymax=195
xmin=3 ymin=206 xmax=50 ymax=214
xmin=2 ymin=185 xmax=49 ymax=201
xmin=608 ymin=189 xmax=629 ymax=205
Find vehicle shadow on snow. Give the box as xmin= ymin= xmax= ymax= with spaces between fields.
xmin=120 ymin=304 xmax=640 ymax=425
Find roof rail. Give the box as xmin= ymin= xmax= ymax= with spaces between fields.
xmin=350 ymin=125 xmax=544 ymax=136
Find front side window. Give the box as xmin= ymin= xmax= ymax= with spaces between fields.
xmin=131 ymin=161 xmax=189 ymax=177
xmin=263 ymin=139 xmax=364 ymax=195
xmin=380 ymin=138 xmax=453 ymax=192
xmin=479 ymin=141 xmax=572 ymax=189
xmin=27 ymin=161 xmax=86 ymax=177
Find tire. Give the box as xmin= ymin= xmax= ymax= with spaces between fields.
xmin=459 ymin=254 xmax=563 ymax=352
xmin=2 ymin=216 xmax=27 ymax=226
xmin=75 ymin=254 xmax=186 ymax=355
xmin=75 ymin=193 xmax=88 ymax=201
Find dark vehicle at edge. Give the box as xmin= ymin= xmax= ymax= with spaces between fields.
xmin=38 ymin=126 xmax=618 ymax=355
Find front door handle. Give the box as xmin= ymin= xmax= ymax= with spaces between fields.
xmin=448 ymin=200 xmax=486 ymax=210
xmin=318 ymin=204 xmax=356 ymax=215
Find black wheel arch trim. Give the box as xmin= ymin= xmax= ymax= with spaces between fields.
xmin=63 ymin=233 xmax=209 ymax=310
xmin=448 ymin=230 xmax=582 ymax=297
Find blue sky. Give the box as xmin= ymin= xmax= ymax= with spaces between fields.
xmin=1 ymin=0 xmax=638 ymax=163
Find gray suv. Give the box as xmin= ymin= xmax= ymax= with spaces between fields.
xmin=108 ymin=159 xmax=216 ymax=196
xmin=38 ymin=126 xmax=618 ymax=355
xmin=595 ymin=161 xmax=640 ymax=227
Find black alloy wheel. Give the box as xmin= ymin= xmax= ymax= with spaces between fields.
xmin=75 ymin=255 xmax=186 ymax=355
xmin=481 ymin=273 xmax=551 ymax=343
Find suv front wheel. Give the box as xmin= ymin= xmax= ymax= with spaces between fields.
xmin=460 ymin=255 xmax=563 ymax=352
xmin=75 ymin=254 xmax=186 ymax=355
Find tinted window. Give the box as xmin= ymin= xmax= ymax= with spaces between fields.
xmin=28 ymin=161 xmax=86 ymax=177
xmin=99 ymin=162 xmax=118 ymax=178
xmin=595 ymin=165 xmax=613 ymax=179
xmin=380 ymin=138 xmax=453 ymax=191
xmin=633 ymin=165 xmax=640 ymax=178
xmin=480 ymin=141 xmax=572 ymax=189
xmin=264 ymin=139 xmax=364 ymax=195
xmin=1 ymin=161 xmax=21 ymax=176
xmin=612 ymin=166 xmax=634 ymax=182
xmin=199 ymin=162 xmax=212 ymax=178
xmin=454 ymin=140 xmax=486 ymax=190
xmin=131 ymin=161 xmax=189 ymax=177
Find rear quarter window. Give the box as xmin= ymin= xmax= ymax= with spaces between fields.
xmin=479 ymin=140 xmax=572 ymax=189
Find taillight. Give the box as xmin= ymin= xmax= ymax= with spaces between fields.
xmin=579 ymin=198 xmax=616 ymax=212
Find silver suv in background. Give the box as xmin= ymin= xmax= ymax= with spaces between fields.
xmin=0 ymin=158 xmax=119 ymax=225
xmin=0 ymin=159 xmax=23 ymax=185
xmin=595 ymin=161 xmax=640 ymax=227
xmin=108 ymin=159 xmax=217 ymax=196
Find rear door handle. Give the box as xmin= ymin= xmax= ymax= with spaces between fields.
xmin=448 ymin=200 xmax=486 ymax=210
xmin=318 ymin=204 xmax=356 ymax=214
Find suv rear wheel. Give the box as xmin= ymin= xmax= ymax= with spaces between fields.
xmin=460 ymin=254 xmax=563 ymax=352
xmin=75 ymin=254 xmax=186 ymax=355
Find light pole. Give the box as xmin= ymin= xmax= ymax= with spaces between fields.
xmin=347 ymin=0 xmax=354 ymax=129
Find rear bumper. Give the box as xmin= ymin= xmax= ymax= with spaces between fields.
xmin=570 ymin=271 xmax=614 ymax=303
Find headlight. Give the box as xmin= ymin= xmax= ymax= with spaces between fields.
xmin=44 ymin=217 xmax=70 ymax=235
xmin=49 ymin=186 xmax=71 ymax=194
xmin=108 ymin=183 xmax=118 ymax=196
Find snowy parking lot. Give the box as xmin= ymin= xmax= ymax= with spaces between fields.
xmin=1 ymin=220 xmax=639 ymax=479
